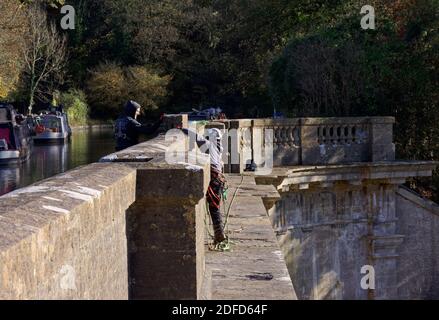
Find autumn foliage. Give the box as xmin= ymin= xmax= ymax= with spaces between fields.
xmin=86 ymin=62 xmax=171 ymax=118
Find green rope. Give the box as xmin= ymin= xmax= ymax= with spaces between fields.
xmin=213 ymin=239 xmax=231 ymax=252
xmin=223 ymin=175 xmax=244 ymax=233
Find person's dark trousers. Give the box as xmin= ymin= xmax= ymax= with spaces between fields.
xmin=209 ymin=206 xmax=224 ymax=241
xmin=207 ymin=170 xmax=226 ymax=243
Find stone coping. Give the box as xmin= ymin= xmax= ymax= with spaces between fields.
xmin=254 ymin=161 xmax=439 ymax=188
xmin=300 ymin=116 xmax=395 ymax=125
xmin=99 ymin=132 xmax=211 ymax=212
xmin=282 ymin=161 xmax=438 ymax=174
xmin=0 ymin=163 xmax=136 ymax=299
xmin=0 ymin=163 xmax=136 ymax=252
xmin=100 ymin=132 xmax=210 ymax=167
xmin=219 ymin=117 xmax=395 ymax=126
xmin=397 ymin=186 xmax=439 ymax=216
xmin=251 ymin=118 xmax=301 ymax=126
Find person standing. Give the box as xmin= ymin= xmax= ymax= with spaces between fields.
xmin=181 ymin=127 xmax=227 ymax=244
xmin=114 ymin=100 xmax=163 ymax=151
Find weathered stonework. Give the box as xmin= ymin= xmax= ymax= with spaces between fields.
xmin=1 ymin=115 xmax=438 ymax=301
xmin=258 ymin=162 xmax=438 ymax=300
xmin=125 ymin=163 xmax=208 ymax=299
xmin=102 ymin=126 xmax=211 ymax=299
xmin=0 ymin=163 xmax=136 ymax=299
xmin=219 ymin=117 xmax=396 ymax=173
xmin=395 ymin=187 xmax=439 ymax=299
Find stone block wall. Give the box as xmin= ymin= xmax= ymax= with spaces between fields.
xmin=396 ymin=187 xmax=439 ymax=299
xmin=0 ymin=114 xmax=211 ymax=300
xmin=101 ymin=120 xmax=210 ymax=299
xmin=262 ymin=162 xmax=438 ymax=300
xmin=271 ymin=184 xmax=376 ymax=300
xmin=126 ymin=164 xmax=208 ymax=299
xmin=0 ymin=163 xmax=136 ymax=299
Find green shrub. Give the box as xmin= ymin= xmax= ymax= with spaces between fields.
xmin=59 ymin=89 xmax=89 ymax=126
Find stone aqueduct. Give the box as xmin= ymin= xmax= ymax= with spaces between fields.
xmin=0 ymin=115 xmax=438 ymax=299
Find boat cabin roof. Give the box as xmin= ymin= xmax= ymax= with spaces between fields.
xmin=40 ymin=114 xmax=62 ymax=119
xmin=0 ymin=104 xmax=15 ymax=124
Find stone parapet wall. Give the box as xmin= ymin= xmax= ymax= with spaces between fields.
xmin=1 ymin=113 xmax=437 ymax=301
xmin=0 ymin=114 xmax=211 ymax=300
xmin=216 ymin=117 xmax=396 ymax=173
xmin=0 ymin=163 xmax=137 ymax=299
xmin=125 ymin=163 xmax=208 ymax=299
xmin=396 ymin=186 xmax=439 ymax=299
xmin=101 ymin=115 xmax=211 ymax=299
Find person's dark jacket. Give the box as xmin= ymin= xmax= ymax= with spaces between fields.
xmin=114 ymin=101 xmax=161 ymax=151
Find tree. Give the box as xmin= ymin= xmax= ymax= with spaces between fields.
xmin=86 ymin=62 xmax=171 ymax=118
xmin=0 ymin=0 xmax=27 ymax=99
xmin=20 ymin=2 xmax=67 ymax=114
xmin=268 ymin=0 xmax=439 ymax=199
xmin=66 ymin=0 xmax=220 ymax=111
xmin=59 ymin=89 xmax=89 ymax=126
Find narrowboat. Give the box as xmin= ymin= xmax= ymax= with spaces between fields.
xmin=33 ymin=109 xmax=72 ymax=144
xmin=0 ymin=104 xmax=33 ymax=165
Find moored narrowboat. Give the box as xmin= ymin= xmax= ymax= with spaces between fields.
xmin=33 ymin=109 xmax=72 ymax=144
xmin=0 ymin=103 xmax=33 ymax=165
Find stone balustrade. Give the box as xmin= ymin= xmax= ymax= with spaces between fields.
xmin=215 ymin=117 xmax=395 ymax=173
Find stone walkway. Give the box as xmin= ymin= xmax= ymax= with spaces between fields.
xmin=204 ymin=175 xmax=297 ymax=300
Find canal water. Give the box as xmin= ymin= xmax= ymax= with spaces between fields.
xmin=0 ymin=127 xmax=116 ymax=197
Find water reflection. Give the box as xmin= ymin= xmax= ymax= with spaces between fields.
xmin=0 ymin=127 xmax=116 ymax=196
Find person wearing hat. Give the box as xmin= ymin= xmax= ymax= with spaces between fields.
xmin=114 ymin=100 xmax=164 ymax=151
xmin=181 ymin=127 xmax=227 ymax=244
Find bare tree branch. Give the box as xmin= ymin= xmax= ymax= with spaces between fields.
xmin=20 ymin=2 xmax=67 ymax=113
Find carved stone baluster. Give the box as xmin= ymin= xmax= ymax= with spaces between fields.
xmin=294 ymin=127 xmax=300 ymax=147
xmin=281 ymin=127 xmax=288 ymax=147
xmin=362 ymin=124 xmax=369 ymax=143
xmin=355 ymin=125 xmax=362 ymax=144
xmin=277 ymin=126 xmax=282 ymax=147
xmin=345 ymin=125 xmax=352 ymax=144
xmin=288 ymin=127 xmax=294 ymax=147
xmin=330 ymin=126 xmax=335 ymax=145
xmin=338 ymin=126 xmax=342 ymax=144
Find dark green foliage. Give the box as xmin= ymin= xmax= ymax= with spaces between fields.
xmin=269 ymin=0 xmax=439 ymax=198
xmin=59 ymin=88 xmax=89 ymax=126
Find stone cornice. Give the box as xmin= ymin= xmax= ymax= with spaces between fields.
xmin=255 ymin=161 xmax=439 ymax=190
